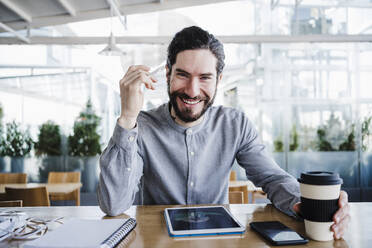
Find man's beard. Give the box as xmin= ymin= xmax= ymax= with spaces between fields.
xmin=167 ymin=78 xmax=217 ymax=123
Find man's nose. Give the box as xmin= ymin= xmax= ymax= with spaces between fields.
xmin=184 ymin=77 xmax=200 ymax=98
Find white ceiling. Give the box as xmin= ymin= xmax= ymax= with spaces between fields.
xmin=1 ymin=0 xmax=372 ymax=45
xmin=0 ymin=0 xmax=236 ymax=32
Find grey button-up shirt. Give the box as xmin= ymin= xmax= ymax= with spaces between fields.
xmin=98 ymin=103 xmax=300 ymax=217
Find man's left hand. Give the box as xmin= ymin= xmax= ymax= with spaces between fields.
xmin=293 ymin=190 xmax=350 ymax=239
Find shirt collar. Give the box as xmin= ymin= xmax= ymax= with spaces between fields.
xmin=161 ymin=102 xmax=210 ymax=134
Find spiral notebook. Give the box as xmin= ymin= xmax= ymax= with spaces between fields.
xmin=24 ymin=218 xmax=136 ymax=248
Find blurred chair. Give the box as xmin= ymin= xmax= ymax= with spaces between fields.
xmin=48 ymin=172 xmax=80 ymax=183
xmin=229 ymin=191 xmax=244 ymax=204
xmin=5 ymin=187 xmax=50 ymax=206
xmin=0 ymin=173 xmax=27 ymax=184
xmin=229 ymin=186 xmax=249 ymax=204
xmin=48 ymin=172 xmax=81 ymax=206
xmin=229 ymin=171 xmax=237 ymax=181
xmin=0 ymin=200 xmax=23 ymax=207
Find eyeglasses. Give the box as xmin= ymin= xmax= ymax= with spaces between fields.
xmin=0 ymin=210 xmax=63 ymax=241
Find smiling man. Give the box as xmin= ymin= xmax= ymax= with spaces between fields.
xmin=167 ymin=49 xmax=220 ymax=125
xmin=98 ymin=26 xmax=349 ymax=239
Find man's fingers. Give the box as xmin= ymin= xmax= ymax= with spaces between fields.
xmin=293 ymin=202 xmax=301 ymax=214
xmin=150 ymin=76 xmax=158 ymax=83
xmin=127 ymin=65 xmax=150 ymax=73
xmin=339 ymin=191 xmax=348 ymax=207
xmin=121 ymin=65 xmax=150 ymax=83
xmin=123 ymin=70 xmax=149 ymax=85
xmin=139 ymin=73 xmax=156 ymax=90
xmin=119 ymin=64 xmax=159 ymax=95
xmin=334 ymin=203 xmax=350 ymax=223
xmin=334 ymin=191 xmax=349 ymax=223
xmin=331 ymin=191 xmax=350 ymax=240
xmin=332 ymin=214 xmax=350 ymax=239
xmin=120 ymin=65 xmax=158 ymax=91
xmin=121 ymin=70 xmax=156 ymax=91
xmin=135 ymin=74 xmax=158 ymax=90
xmin=128 ymin=73 xmax=155 ymax=91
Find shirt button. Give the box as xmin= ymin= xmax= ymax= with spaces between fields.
xmin=128 ymin=136 xmax=135 ymax=142
xmin=126 ymin=167 xmax=131 ymax=171
xmin=190 ymin=182 xmax=194 ymax=187
xmin=186 ymin=129 xmax=193 ymax=135
xmin=190 ymin=151 xmax=194 ymax=156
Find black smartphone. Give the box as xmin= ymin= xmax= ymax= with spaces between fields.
xmin=250 ymin=221 xmax=308 ymax=246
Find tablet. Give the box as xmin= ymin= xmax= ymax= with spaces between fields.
xmin=164 ymin=206 xmax=246 ymax=237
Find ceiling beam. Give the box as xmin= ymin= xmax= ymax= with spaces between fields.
xmin=0 ymin=22 xmax=30 ymax=43
xmin=56 ymin=0 xmax=77 ymax=16
xmin=1 ymin=0 xmax=239 ymax=32
xmin=0 ymin=64 xmax=89 ymax=69
xmin=1 ymin=34 xmax=372 ymax=45
xmin=277 ymin=3 xmax=372 ymax=9
xmin=0 ymin=0 xmax=32 ymax=22
xmin=106 ymin=0 xmax=127 ymax=29
xmin=0 ymin=35 xmax=171 ymax=45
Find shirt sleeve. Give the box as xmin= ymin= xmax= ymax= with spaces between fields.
xmin=236 ymin=116 xmax=301 ymax=218
xmin=97 ymin=121 xmax=144 ymax=216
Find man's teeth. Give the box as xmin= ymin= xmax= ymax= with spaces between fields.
xmin=182 ymin=99 xmax=201 ymax=105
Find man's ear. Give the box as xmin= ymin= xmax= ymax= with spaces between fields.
xmin=217 ymin=73 xmax=223 ymax=85
xmin=166 ymin=65 xmax=170 ymax=82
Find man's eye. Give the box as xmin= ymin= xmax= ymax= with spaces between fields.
xmin=201 ymin=76 xmax=211 ymax=80
xmin=177 ymin=73 xmax=187 ymax=78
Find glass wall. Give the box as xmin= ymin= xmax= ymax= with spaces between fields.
xmin=1 ymin=0 xmax=372 ymax=199
xmin=0 ymin=66 xmax=120 ymax=188
xmin=229 ymin=42 xmax=372 ymax=201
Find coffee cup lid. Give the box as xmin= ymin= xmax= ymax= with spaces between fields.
xmin=298 ymin=171 xmax=343 ymax=185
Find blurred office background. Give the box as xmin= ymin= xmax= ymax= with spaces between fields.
xmin=0 ymin=0 xmax=371 ymax=204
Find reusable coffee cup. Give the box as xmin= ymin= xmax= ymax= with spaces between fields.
xmin=298 ymin=171 xmax=343 ymax=241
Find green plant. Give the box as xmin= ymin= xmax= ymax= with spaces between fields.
xmin=0 ymin=102 xmax=3 ymax=121
xmin=316 ymin=128 xmax=335 ymax=151
xmin=289 ymin=125 xmax=299 ymax=151
xmin=273 ymin=125 xmax=299 ymax=152
xmin=274 ymin=138 xmax=284 ymax=152
xmin=0 ymin=125 xmax=4 ymax=157
xmin=68 ymin=99 xmax=101 ymax=156
xmin=339 ymin=124 xmax=355 ymax=151
xmin=362 ymin=116 xmax=372 ymax=152
xmin=2 ymin=121 xmax=33 ymax=157
xmin=35 ymin=121 xmax=62 ymax=156
xmin=315 ymin=113 xmax=357 ymax=152
xmin=35 ymin=121 xmax=64 ymax=182
xmin=0 ymin=127 xmax=4 ymax=156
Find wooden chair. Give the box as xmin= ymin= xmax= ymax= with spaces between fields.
xmin=48 ymin=172 xmax=81 ymax=206
xmin=229 ymin=191 xmax=244 ymax=204
xmin=0 ymin=173 xmax=27 ymax=184
xmin=229 ymin=186 xmax=249 ymax=204
xmin=0 ymin=200 xmax=23 ymax=207
xmin=5 ymin=187 xmax=50 ymax=206
xmin=229 ymin=171 xmax=237 ymax=181
xmin=48 ymin=172 xmax=80 ymax=183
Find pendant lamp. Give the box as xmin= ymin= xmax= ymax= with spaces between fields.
xmin=98 ymin=5 xmax=125 ymax=56
xmin=98 ymin=32 xmax=126 ymax=56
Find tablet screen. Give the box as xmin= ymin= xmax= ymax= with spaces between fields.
xmin=167 ymin=207 xmax=240 ymax=231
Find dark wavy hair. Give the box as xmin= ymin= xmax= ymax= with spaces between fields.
xmin=166 ymin=26 xmax=225 ymax=78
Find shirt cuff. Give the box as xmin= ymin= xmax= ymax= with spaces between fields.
xmin=112 ymin=121 xmax=138 ymax=150
xmin=289 ymin=197 xmax=303 ymax=221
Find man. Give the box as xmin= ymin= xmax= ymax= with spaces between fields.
xmin=98 ymin=26 xmax=349 ymax=239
